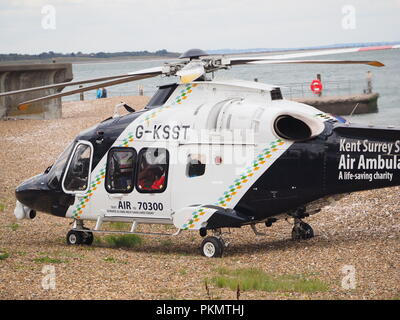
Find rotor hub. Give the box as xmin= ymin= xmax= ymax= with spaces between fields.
xmin=179 ymin=48 xmax=208 ymax=60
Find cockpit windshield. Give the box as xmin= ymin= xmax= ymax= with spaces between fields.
xmin=47 ymin=142 xmax=75 ymax=189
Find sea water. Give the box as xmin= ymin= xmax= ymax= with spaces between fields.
xmin=65 ymin=50 xmax=400 ymax=125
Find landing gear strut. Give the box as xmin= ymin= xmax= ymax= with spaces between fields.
xmin=81 ymin=228 xmax=94 ymax=245
xmin=291 ymin=218 xmax=314 ymax=240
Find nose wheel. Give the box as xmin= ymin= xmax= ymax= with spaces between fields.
xmin=66 ymin=229 xmax=94 ymax=245
xmin=66 ymin=230 xmax=82 ymax=245
xmin=291 ymin=219 xmax=314 ymax=240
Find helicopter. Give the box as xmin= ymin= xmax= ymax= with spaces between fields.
xmin=4 ymin=45 xmax=400 ymax=258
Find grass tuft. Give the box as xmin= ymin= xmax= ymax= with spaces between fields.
xmin=33 ymin=256 xmax=64 ymax=264
xmin=104 ymin=234 xmax=142 ymax=248
xmin=104 ymin=256 xmax=128 ymax=264
xmin=93 ymin=236 xmax=103 ymax=245
xmin=0 ymin=252 xmax=10 ymax=260
xmin=209 ymin=267 xmax=329 ymax=293
xmin=7 ymin=223 xmax=19 ymax=231
xmin=107 ymin=222 xmax=130 ymax=231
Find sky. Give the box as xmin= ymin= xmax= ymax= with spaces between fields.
xmin=1 ymin=0 xmax=400 ymax=54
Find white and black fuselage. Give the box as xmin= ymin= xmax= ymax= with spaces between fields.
xmin=15 ymin=80 xmax=400 ymax=232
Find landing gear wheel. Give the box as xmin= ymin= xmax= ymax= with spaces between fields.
xmin=292 ymin=222 xmax=314 ymax=240
xmin=82 ymin=231 xmax=94 ymax=245
xmin=79 ymin=227 xmax=94 ymax=245
xmin=201 ymin=236 xmax=224 ymax=258
xmin=66 ymin=230 xmax=84 ymax=245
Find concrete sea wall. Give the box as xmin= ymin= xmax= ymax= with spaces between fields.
xmin=0 ymin=63 xmax=73 ymax=119
xmin=293 ymin=93 xmax=379 ymax=115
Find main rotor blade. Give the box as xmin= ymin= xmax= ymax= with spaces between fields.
xmin=18 ymin=74 xmax=156 ymax=110
xmin=1 ymin=66 xmax=163 ymax=98
xmin=128 ymin=66 xmax=164 ymax=76
xmin=228 ymin=44 xmax=400 ymax=65
xmin=247 ymin=59 xmax=385 ymax=67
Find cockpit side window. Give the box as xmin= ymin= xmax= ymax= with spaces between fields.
xmin=136 ymin=148 xmax=169 ymax=193
xmin=47 ymin=142 xmax=75 ymax=189
xmin=105 ymin=148 xmax=136 ymax=193
xmin=62 ymin=142 xmax=93 ymax=193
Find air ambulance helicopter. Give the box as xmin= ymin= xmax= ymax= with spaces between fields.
xmin=3 ymin=45 xmax=400 ymax=258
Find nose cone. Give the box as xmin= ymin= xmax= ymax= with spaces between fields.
xmin=15 ymin=174 xmax=52 ymax=213
xmin=15 ymin=174 xmax=74 ymax=217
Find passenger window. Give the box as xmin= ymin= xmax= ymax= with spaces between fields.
xmin=63 ymin=143 xmax=92 ymax=192
xmin=137 ymin=148 xmax=169 ymax=193
xmin=187 ymin=154 xmax=206 ymax=177
xmin=106 ymin=148 xmax=136 ymax=193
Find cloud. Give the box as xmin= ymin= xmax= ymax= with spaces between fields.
xmin=0 ymin=0 xmax=399 ymax=54
xmin=9 ymin=0 xmax=83 ymax=6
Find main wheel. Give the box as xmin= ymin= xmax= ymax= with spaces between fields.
xmin=201 ymin=236 xmax=224 ymax=258
xmin=79 ymin=227 xmax=94 ymax=245
xmin=292 ymin=222 xmax=314 ymax=240
xmin=82 ymin=231 xmax=94 ymax=245
xmin=66 ymin=230 xmax=84 ymax=245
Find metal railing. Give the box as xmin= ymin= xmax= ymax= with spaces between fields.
xmin=279 ymin=80 xmax=369 ymax=99
xmin=65 ymin=79 xmax=371 ymax=102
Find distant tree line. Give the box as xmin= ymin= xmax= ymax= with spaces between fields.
xmin=0 ymin=49 xmax=179 ymax=61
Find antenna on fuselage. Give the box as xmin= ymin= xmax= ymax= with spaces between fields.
xmin=348 ymin=103 xmax=360 ymax=123
xmin=113 ymin=102 xmax=135 ymax=118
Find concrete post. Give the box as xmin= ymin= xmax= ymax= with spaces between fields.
xmin=317 ymin=74 xmax=322 ymax=97
xmin=0 ymin=63 xmax=73 ymax=119
xmin=79 ymin=85 xmax=84 ymax=101
xmin=367 ymin=71 xmax=373 ymax=94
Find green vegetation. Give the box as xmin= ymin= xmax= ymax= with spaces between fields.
xmin=104 ymin=234 xmax=142 ymax=248
xmin=209 ymin=267 xmax=329 ymax=293
xmin=103 ymin=256 xmax=128 ymax=264
xmin=55 ymin=251 xmax=85 ymax=259
xmin=7 ymin=223 xmax=19 ymax=231
xmin=107 ymin=222 xmax=130 ymax=231
xmin=0 ymin=49 xmax=179 ymax=62
xmin=33 ymin=256 xmax=65 ymax=264
xmin=93 ymin=236 xmax=103 ymax=245
xmin=0 ymin=252 xmax=10 ymax=260
xmin=162 ymin=224 xmax=175 ymax=231
xmin=160 ymin=239 xmax=173 ymax=247
xmin=0 ymin=203 xmax=5 ymax=212
xmin=179 ymin=269 xmax=187 ymax=276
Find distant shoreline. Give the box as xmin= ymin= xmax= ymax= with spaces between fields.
xmin=2 ymin=41 xmax=399 ymax=65
xmin=0 ymin=55 xmax=179 ymax=66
